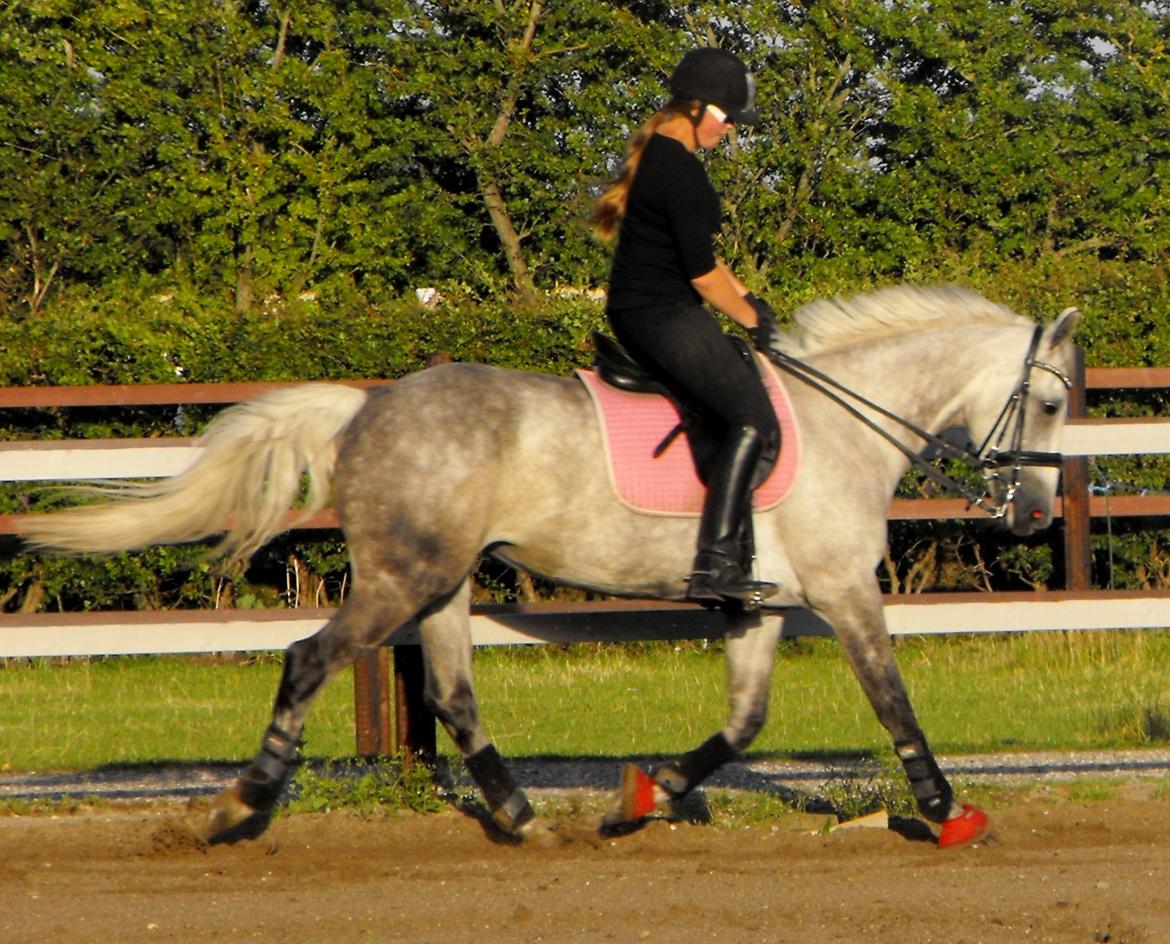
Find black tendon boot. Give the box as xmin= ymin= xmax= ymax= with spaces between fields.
xmin=687 ymin=425 xmax=778 ymax=609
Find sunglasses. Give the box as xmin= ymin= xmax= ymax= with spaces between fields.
xmin=705 ymin=103 xmax=734 ymax=126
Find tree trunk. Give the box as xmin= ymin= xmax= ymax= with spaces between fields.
xmin=482 ymin=179 xmax=539 ymax=308
xmin=235 ymin=244 xmax=254 ymax=316
xmin=472 ymin=0 xmax=543 ymax=308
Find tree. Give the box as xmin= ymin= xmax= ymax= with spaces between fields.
xmin=0 ymin=1 xmax=1165 ymax=323
xmin=379 ymin=1 xmax=681 ymax=303
xmin=0 ymin=1 xmax=152 ymax=313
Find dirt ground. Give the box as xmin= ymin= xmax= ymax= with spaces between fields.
xmin=2 ymin=786 xmax=1169 ymax=944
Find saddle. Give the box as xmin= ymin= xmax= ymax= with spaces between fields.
xmin=592 ymin=331 xmax=669 ymax=396
xmin=590 ymin=330 xmax=779 ymax=486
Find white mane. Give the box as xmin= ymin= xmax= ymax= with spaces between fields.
xmin=775 ymin=284 xmax=1031 ymax=356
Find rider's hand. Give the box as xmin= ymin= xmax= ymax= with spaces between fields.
xmin=745 ymin=293 xmax=779 ymax=353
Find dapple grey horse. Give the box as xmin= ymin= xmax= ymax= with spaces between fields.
xmin=24 ymin=284 xmax=1081 ymax=848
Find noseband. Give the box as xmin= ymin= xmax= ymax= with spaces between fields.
xmin=767 ymin=324 xmax=1072 ymax=518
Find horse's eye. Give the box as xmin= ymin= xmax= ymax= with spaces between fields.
xmin=1041 ymin=400 xmax=1061 ymax=416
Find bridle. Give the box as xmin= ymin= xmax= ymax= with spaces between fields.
xmin=766 ymin=325 xmax=1073 ymax=518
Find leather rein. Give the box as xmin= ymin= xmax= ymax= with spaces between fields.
xmin=765 ymin=325 xmax=1073 ymax=518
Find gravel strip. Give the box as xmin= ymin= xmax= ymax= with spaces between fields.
xmin=3 ymin=749 xmax=1169 ymax=803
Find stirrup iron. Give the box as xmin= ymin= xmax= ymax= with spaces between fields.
xmin=686 ymin=552 xmax=778 ymax=610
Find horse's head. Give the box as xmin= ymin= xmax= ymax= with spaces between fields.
xmin=969 ymin=306 xmax=1082 ymax=536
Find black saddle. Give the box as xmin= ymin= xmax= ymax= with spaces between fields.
xmin=592 ymin=331 xmax=669 ymax=395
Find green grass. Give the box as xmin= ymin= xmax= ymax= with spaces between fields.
xmin=470 ymin=632 xmax=1170 ymax=759
xmin=0 ymin=654 xmax=356 ymax=769
xmin=3 ymin=631 xmax=1170 ymax=774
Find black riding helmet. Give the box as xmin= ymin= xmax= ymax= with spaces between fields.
xmin=668 ymin=48 xmax=759 ymax=126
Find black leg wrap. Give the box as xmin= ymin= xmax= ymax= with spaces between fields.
xmin=653 ymin=733 xmax=738 ymax=797
xmin=238 ymin=723 xmax=300 ymax=811
xmin=895 ymin=735 xmax=953 ymax=824
xmin=464 ymin=744 xmax=534 ymax=832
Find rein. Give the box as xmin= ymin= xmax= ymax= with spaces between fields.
xmin=765 ymin=325 xmax=1072 ymax=517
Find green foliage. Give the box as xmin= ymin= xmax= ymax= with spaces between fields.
xmin=1089 ymin=523 xmax=1170 ymax=591
xmin=734 ymin=1 xmax=1169 ymax=291
xmin=0 ymin=290 xmax=605 ymax=390
xmin=810 ymin=761 xmax=919 ymax=822
xmin=287 ymin=756 xmax=448 ymax=816
xmin=2 ymin=2 xmax=1166 ymax=326
xmin=374 ymin=1 xmax=682 ymax=300
xmin=0 ymin=1 xmax=680 ymax=309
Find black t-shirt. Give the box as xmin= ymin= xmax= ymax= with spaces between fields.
xmin=606 ymin=134 xmax=721 ymax=312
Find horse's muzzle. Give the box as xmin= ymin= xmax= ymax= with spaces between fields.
xmin=1004 ymin=497 xmax=1053 ymax=535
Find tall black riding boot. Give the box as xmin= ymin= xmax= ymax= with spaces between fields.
xmin=686 ymin=424 xmax=778 ymax=609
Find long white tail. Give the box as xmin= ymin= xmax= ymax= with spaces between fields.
xmin=23 ymin=384 xmax=370 ymax=561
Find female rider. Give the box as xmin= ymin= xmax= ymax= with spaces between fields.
xmin=590 ymin=47 xmax=781 ymax=608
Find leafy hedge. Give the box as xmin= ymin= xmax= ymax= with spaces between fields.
xmin=4 ymin=3 xmax=1167 ymax=314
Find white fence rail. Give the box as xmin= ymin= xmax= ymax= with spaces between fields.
xmin=3 ymin=404 xmax=1170 ymax=661
xmin=3 ymin=592 xmax=1170 ymax=659
xmin=2 ymin=417 xmax=1167 ymax=483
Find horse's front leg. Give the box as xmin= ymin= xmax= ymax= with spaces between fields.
xmin=604 ymin=610 xmax=783 ymax=827
xmin=817 ymin=584 xmax=988 ymax=847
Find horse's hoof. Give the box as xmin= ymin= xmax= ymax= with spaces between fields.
xmin=601 ymin=763 xmax=662 ymax=830
xmin=938 ymin=804 xmax=990 ymax=848
xmin=207 ymin=785 xmax=273 ymax=845
xmin=516 ymin=819 xmax=559 ymax=849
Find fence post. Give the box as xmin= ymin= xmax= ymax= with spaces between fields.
xmin=353 ymin=647 xmax=393 ymax=756
xmin=352 ymin=646 xmax=436 ymax=760
xmin=393 ymin=645 xmax=436 ymax=761
xmin=1062 ymin=347 xmax=1091 ymax=590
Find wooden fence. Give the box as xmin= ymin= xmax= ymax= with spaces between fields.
xmin=3 ymin=358 xmax=1170 ymax=754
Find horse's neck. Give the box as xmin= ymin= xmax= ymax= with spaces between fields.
xmin=808 ymin=323 xmax=1012 ymax=438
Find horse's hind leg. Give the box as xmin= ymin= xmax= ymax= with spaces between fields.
xmin=208 ymin=588 xmax=412 ymax=844
xmin=417 ymin=579 xmax=545 ymax=841
xmin=606 ymin=611 xmax=783 ymax=826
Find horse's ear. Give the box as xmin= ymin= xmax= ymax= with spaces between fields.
xmin=1044 ymin=306 xmax=1081 ymax=349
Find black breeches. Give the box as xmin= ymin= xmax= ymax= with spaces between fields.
xmin=608 ymin=302 xmax=779 ymax=447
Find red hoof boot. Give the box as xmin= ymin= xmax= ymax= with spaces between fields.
xmin=602 ymin=764 xmax=659 ymax=827
xmin=938 ymin=804 xmax=989 ymax=848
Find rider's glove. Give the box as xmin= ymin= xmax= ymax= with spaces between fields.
xmin=745 ymin=293 xmax=780 ymax=354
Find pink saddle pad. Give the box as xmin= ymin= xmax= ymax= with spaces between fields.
xmin=576 ymin=356 xmax=800 ymax=516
